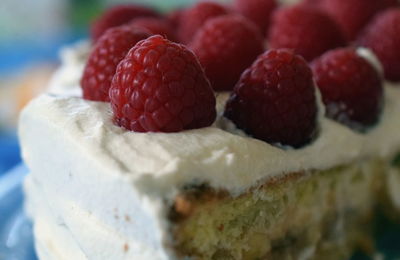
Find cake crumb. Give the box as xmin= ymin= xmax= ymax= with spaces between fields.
xmin=175 ymin=195 xmax=193 ymax=216
xmin=217 ymin=224 xmax=224 ymax=231
xmin=123 ymin=243 xmax=129 ymax=253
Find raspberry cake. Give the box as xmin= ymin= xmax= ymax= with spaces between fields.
xmin=20 ymin=1 xmax=400 ymax=260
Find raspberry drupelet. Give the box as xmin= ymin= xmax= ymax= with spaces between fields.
xmin=317 ymin=0 xmax=396 ymax=41
xmin=224 ymin=49 xmax=318 ymax=148
xmin=311 ymin=48 xmax=383 ymax=130
xmin=190 ymin=15 xmax=264 ymax=91
xmin=109 ymin=35 xmax=216 ymax=133
xmin=234 ymin=0 xmax=278 ymax=34
xmin=358 ymin=8 xmax=400 ymax=82
xmin=177 ymin=1 xmax=230 ymax=44
xmin=268 ymin=4 xmax=345 ymax=61
xmin=91 ymin=4 xmax=159 ymax=41
xmin=81 ymin=26 xmax=151 ymax=102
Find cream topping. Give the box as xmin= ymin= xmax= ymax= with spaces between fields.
xmin=357 ymin=47 xmax=384 ymax=76
xmin=47 ymin=41 xmax=89 ymax=97
xmin=23 ymin=42 xmax=400 ymax=199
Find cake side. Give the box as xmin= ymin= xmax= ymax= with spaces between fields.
xmin=20 ymin=98 xmax=174 ymax=260
xmin=168 ymin=160 xmax=384 ymax=260
xmin=24 ymin=175 xmax=89 ymax=260
xmin=19 ymin=71 xmax=400 ymax=260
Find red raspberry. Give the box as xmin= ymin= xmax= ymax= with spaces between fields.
xmin=386 ymin=0 xmax=399 ymax=7
xmin=234 ymin=0 xmax=278 ymax=33
xmin=304 ymin=0 xmax=397 ymax=8
xmin=109 ymin=35 xmax=216 ymax=133
xmin=358 ymin=8 xmax=400 ymax=82
xmin=178 ymin=1 xmax=230 ymax=44
xmin=303 ymin=0 xmax=323 ymax=5
xmin=268 ymin=5 xmax=345 ymax=61
xmin=224 ymin=49 xmax=318 ymax=148
xmin=81 ymin=26 xmax=150 ymax=102
xmin=129 ymin=17 xmax=177 ymax=41
xmin=318 ymin=0 xmax=395 ymax=41
xmin=190 ymin=15 xmax=264 ymax=91
xmin=167 ymin=8 xmax=184 ymax=29
xmin=311 ymin=48 xmax=383 ymax=130
xmin=91 ymin=4 xmax=159 ymax=41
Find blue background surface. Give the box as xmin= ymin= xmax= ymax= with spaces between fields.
xmin=0 ymin=165 xmax=37 ymax=260
xmin=0 ymin=133 xmax=21 ymax=176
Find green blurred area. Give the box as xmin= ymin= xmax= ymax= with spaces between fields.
xmin=69 ymin=0 xmax=194 ymax=30
xmin=68 ymin=0 xmax=230 ymax=30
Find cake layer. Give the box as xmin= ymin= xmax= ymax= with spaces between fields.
xmin=23 ymin=156 xmax=383 ymax=260
xmin=386 ymin=164 xmax=400 ymax=212
xmin=169 ymin=160 xmax=383 ymax=259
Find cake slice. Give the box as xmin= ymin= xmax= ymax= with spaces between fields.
xmin=20 ymin=42 xmax=400 ymax=260
xmin=20 ymin=2 xmax=400 ymax=260
xmin=21 ymin=97 xmax=386 ymax=259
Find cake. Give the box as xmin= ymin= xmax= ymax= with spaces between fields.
xmin=19 ymin=1 xmax=400 ymax=260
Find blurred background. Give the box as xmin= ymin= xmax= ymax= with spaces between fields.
xmin=0 ymin=0 xmax=201 ymax=176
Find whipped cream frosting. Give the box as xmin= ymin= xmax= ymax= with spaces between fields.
xmin=21 ymin=43 xmax=400 ymax=260
xmin=47 ymin=41 xmax=89 ymax=97
xmin=23 ymin=85 xmax=400 ymax=196
xmin=29 ymin=43 xmax=400 ymax=198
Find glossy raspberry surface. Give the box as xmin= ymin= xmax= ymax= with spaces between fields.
xmin=190 ymin=15 xmax=264 ymax=91
xmin=358 ymin=8 xmax=400 ymax=82
xmin=234 ymin=0 xmax=277 ymax=33
xmin=110 ymin=35 xmax=216 ymax=132
xmin=91 ymin=4 xmax=159 ymax=41
xmin=268 ymin=5 xmax=345 ymax=61
xmin=81 ymin=26 xmax=150 ymax=102
xmin=224 ymin=49 xmax=318 ymax=147
xmin=177 ymin=1 xmax=229 ymax=43
xmin=130 ymin=17 xmax=177 ymax=41
xmin=312 ymin=48 xmax=383 ymax=130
